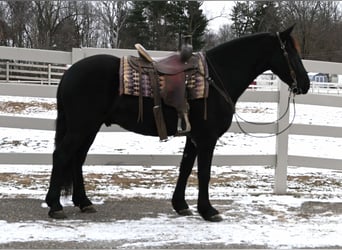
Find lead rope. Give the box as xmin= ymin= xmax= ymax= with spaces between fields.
xmin=234 ymin=90 xmax=292 ymax=126
xmin=234 ymin=91 xmax=296 ymax=138
xmin=233 ymin=32 xmax=299 ymax=138
xmin=206 ymin=56 xmax=297 ymax=138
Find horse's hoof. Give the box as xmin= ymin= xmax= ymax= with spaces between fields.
xmin=176 ymin=208 xmax=193 ymax=216
xmin=48 ymin=210 xmax=67 ymax=219
xmin=80 ymin=205 xmax=97 ymax=213
xmin=207 ymin=214 xmax=223 ymax=222
xmin=199 ymin=210 xmax=223 ymax=222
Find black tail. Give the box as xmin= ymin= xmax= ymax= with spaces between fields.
xmin=55 ymin=87 xmax=66 ymax=149
xmin=54 ymin=85 xmax=73 ymax=196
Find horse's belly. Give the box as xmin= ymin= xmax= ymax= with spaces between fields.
xmin=111 ymin=96 xmax=178 ymax=137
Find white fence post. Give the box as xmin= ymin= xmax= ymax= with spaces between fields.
xmin=274 ymin=82 xmax=290 ymax=194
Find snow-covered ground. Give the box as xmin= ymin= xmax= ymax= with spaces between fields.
xmin=0 ymin=93 xmax=341 ymax=248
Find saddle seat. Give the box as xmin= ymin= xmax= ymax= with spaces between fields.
xmin=135 ymin=43 xmax=196 ymax=75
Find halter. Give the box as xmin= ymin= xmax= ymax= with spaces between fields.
xmin=234 ymin=33 xmax=300 ymax=138
xmin=276 ymin=32 xmax=298 ymax=94
xmin=206 ymin=32 xmax=300 ymax=138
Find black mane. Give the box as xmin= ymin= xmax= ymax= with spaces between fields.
xmin=205 ymin=32 xmax=275 ymax=103
xmin=207 ymin=32 xmax=273 ymax=55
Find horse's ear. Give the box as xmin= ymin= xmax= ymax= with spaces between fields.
xmin=280 ymin=24 xmax=296 ymax=39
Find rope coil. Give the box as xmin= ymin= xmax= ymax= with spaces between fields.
xmin=234 ymin=91 xmax=296 ymax=138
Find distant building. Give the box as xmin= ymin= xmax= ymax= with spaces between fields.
xmin=308 ymin=73 xmax=329 ymax=82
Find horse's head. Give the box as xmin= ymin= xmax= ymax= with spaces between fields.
xmin=270 ymin=25 xmax=310 ymax=94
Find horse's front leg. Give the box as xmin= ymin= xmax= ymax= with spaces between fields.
xmin=172 ymin=136 xmax=197 ymax=215
xmin=197 ymin=139 xmax=222 ymax=222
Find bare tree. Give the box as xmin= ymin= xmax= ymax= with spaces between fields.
xmin=280 ymin=1 xmax=342 ymax=62
xmin=32 ymin=1 xmax=81 ymax=50
xmin=280 ymin=1 xmax=321 ymax=59
xmin=95 ymin=1 xmax=128 ymax=48
xmin=227 ymin=1 xmax=342 ymax=62
xmin=0 ymin=2 xmax=10 ymax=46
xmin=74 ymin=2 xmax=101 ymax=48
xmin=5 ymin=1 xmax=33 ymax=47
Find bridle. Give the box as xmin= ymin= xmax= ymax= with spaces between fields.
xmin=276 ymin=32 xmax=299 ymax=94
xmin=207 ymin=32 xmax=300 ymax=138
xmin=234 ymin=33 xmax=301 ymax=137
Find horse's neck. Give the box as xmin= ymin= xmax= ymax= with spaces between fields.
xmin=207 ymin=35 xmax=271 ymax=103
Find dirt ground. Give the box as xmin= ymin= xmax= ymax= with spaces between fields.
xmin=1 ymin=198 xmax=342 ymax=249
xmin=0 ymin=198 xmax=253 ymax=249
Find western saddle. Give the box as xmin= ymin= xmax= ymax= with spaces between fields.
xmin=130 ymin=36 xmax=197 ymax=140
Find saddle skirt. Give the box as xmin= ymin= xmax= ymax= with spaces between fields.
xmin=119 ymin=52 xmax=209 ymax=102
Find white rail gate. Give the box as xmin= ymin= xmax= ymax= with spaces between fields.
xmin=0 ymin=46 xmax=341 ymax=194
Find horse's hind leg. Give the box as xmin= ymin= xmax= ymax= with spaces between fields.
xmin=45 ymin=133 xmax=79 ymax=219
xmin=45 ymin=130 xmax=98 ymax=218
xmin=45 ymin=106 xmax=68 ymax=218
xmin=45 ymin=156 xmax=66 ymax=219
xmin=71 ymin=130 xmax=99 ymax=213
xmin=172 ymin=136 xmax=197 ymax=215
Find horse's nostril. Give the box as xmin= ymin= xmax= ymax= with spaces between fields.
xmin=291 ymin=87 xmax=299 ymax=94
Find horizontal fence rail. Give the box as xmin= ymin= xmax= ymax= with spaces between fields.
xmin=0 ymin=46 xmax=342 ymax=194
xmin=0 ymin=61 xmax=67 ymax=85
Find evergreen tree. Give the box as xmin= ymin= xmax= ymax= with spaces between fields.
xmin=182 ymin=1 xmax=207 ymax=50
xmin=147 ymin=1 xmax=175 ymax=50
xmin=120 ymin=1 xmax=207 ymax=51
xmin=252 ymin=1 xmax=280 ymax=33
xmin=231 ymin=1 xmax=255 ymax=37
xmin=119 ymin=2 xmax=150 ymax=49
xmin=231 ymin=1 xmax=281 ymax=37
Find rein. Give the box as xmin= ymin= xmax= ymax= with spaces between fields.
xmin=234 ymin=91 xmax=296 ymax=138
xmin=206 ymin=32 xmax=299 ymax=138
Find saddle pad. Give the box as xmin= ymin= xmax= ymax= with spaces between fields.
xmin=119 ymin=52 xmax=209 ymax=100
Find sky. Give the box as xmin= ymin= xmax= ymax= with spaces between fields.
xmin=201 ymin=1 xmax=235 ymax=31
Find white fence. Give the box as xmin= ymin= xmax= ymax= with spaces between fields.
xmin=0 ymin=61 xmax=67 ymax=85
xmin=0 ymin=46 xmax=342 ymax=194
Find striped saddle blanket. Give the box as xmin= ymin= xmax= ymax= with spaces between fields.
xmin=119 ymin=52 xmax=209 ymax=102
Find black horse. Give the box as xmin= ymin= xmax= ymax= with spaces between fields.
xmin=45 ymin=26 xmax=310 ymax=222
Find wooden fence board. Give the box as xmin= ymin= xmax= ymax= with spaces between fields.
xmin=288 ymin=156 xmax=342 ymax=171
xmin=0 ymin=83 xmax=57 ymax=98
xmin=290 ymin=124 xmax=342 ymax=138
xmin=0 ymin=152 xmax=275 ymax=167
xmin=0 ymin=46 xmax=71 ymax=65
xmin=296 ymin=94 xmax=342 ymax=107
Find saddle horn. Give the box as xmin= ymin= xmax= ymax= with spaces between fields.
xmin=180 ymin=35 xmax=193 ymax=63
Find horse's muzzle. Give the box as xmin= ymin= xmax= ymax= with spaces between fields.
xmin=292 ymin=85 xmax=309 ymax=95
xmin=291 ymin=86 xmax=299 ymax=94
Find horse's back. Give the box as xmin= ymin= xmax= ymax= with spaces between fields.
xmin=58 ymin=54 xmax=121 ymax=130
xmin=60 ymin=54 xmax=120 ymax=91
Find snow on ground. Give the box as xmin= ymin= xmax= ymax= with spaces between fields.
xmin=1 ymin=204 xmax=341 ymax=249
xmin=0 ymin=93 xmax=341 ymax=248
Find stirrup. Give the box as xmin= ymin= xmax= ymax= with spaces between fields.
xmin=176 ymin=113 xmax=191 ymax=136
